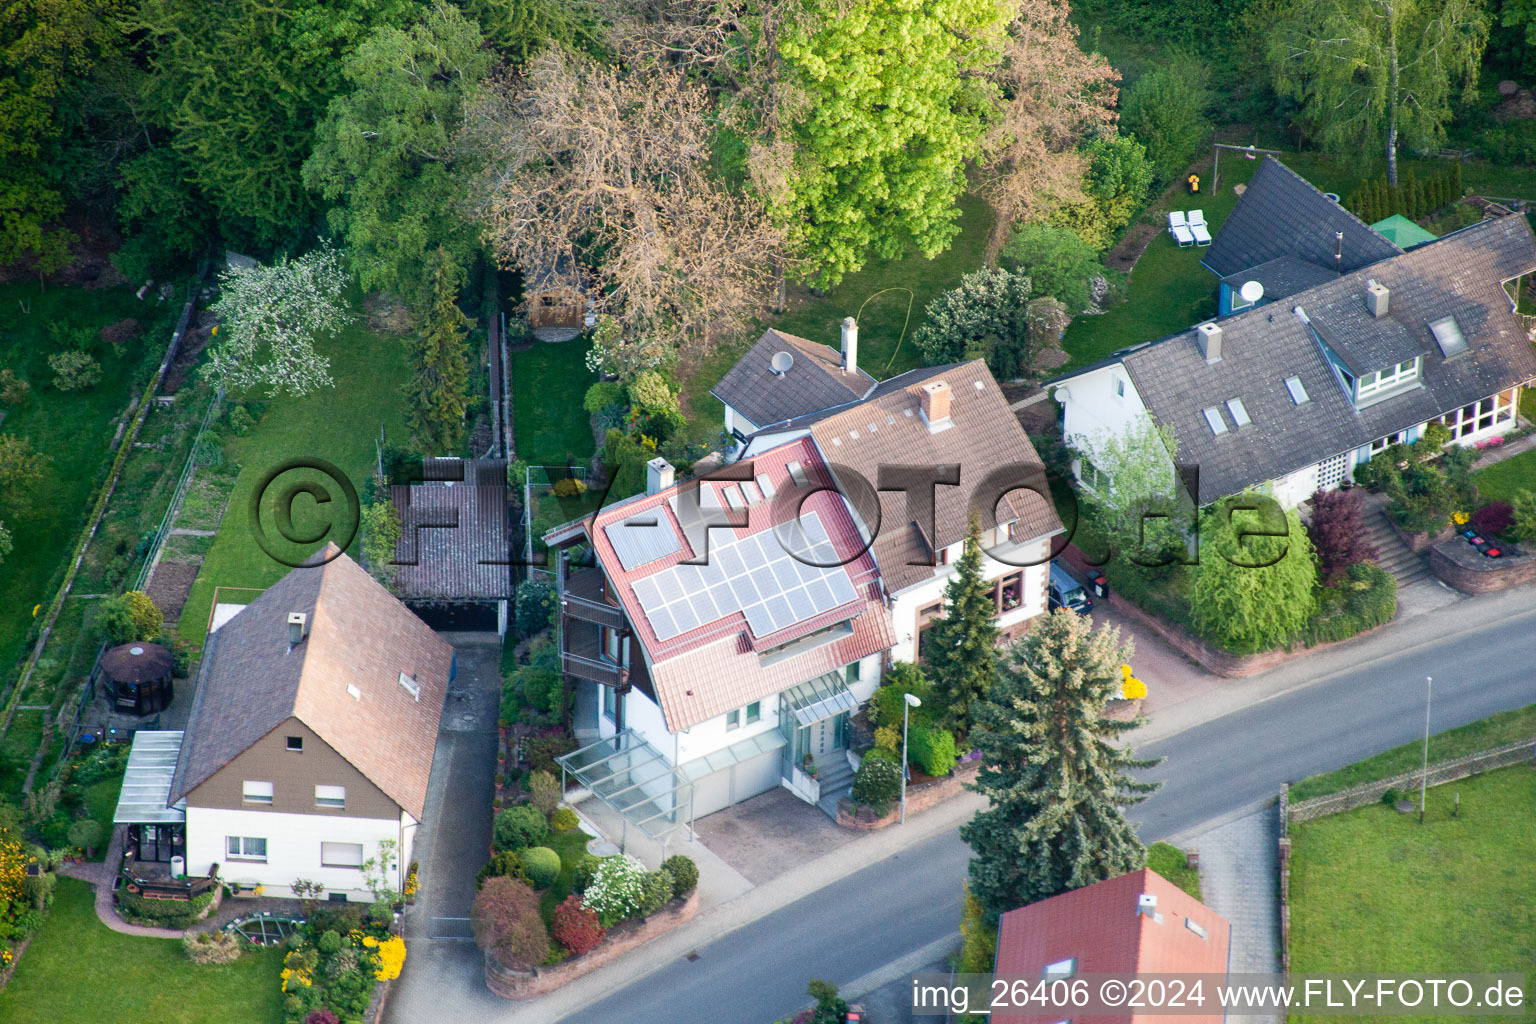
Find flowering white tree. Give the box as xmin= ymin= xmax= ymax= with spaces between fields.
xmin=209 ymin=246 xmax=353 ymax=396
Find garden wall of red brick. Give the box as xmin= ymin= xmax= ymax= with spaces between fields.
xmin=483 ymin=889 xmax=699 ymax=999
xmin=836 ymin=761 xmax=981 ymax=830
xmin=1430 ymin=539 xmax=1536 ymax=593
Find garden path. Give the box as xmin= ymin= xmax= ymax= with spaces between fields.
xmin=54 ymin=826 xmax=184 ymax=939
xmin=1470 ymin=430 xmax=1536 ymax=470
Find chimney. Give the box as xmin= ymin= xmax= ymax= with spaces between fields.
xmin=645 ymin=457 xmax=674 ymax=495
xmin=287 ymin=612 xmax=307 ymax=647
xmin=840 ymin=316 xmax=858 ymax=375
xmin=1137 ymin=892 xmax=1162 ymax=922
xmin=1196 ymin=322 xmax=1222 ymax=363
xmin=918 ymin=380 xmax=952 ymax=431
xmin=1334 ymin=231 xmax=1343 ymax=268
xmin=1365 ymin=279 xmax=1390 ymax=318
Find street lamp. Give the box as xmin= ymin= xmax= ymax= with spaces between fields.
xmin=901 ymin=693 xmax=922 ymax=825
xmin=1419 ymin=676 xmax=1432 ymax=825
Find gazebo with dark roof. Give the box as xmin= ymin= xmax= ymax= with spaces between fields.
xmin=101 ymin=641 xmax=174 ymax=716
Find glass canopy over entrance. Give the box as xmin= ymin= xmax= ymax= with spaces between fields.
xmin=557 ymin=730 xmax=695 ymax=844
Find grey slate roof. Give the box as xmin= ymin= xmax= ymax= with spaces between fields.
xmin=711 ymin=328 xmax=875 ymax=429
xmin=1203 ymin=157 xmax=1402 ymax=279
xmin=1219 ymin=256 xmax=1339 ymax=305
xmin=389 ymin=458 xmax=512 ymax=601
xmin=169 ymin=546 xmax=454 ymax=820
xmin=1116 ymin=215 xmax=1536 ymax=504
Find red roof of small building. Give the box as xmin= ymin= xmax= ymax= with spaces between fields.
xmin=581 ymin=436 xmax=892 ymax=731
xmin=993 ymin=868 xmax=1231 ymax=1024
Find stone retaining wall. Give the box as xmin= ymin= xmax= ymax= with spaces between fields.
xmin=483 ymin=888 xmax=699 ymax=999
xmin=1429 ymin=537 xmax=1536 ymax=593
xmin=836 ymin=761 xmax=981 ymax=830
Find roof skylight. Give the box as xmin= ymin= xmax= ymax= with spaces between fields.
xmin=1203 ymin=407 xmax=1229 ymax=435
xmin=1226 ymin=397 xmax=1251 ymax=427
xmin=1428 ymin=315 xmax=1468 ymax=358
xmin=1285 ymin=376 xmax=1310 ymax=405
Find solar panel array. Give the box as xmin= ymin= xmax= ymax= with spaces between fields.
xmin=604 ymin=508 xmax=682 ymax=570
xmin=631 ymin=512 xmax=859 ymax=641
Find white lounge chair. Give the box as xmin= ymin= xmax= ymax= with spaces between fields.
xmin=1168 ymin=211 xmax=1194 ymax=247
xmin=1190 ymin=221 xmax=1212 ymax=246
xmin=1188 ymin=209 xmax=1207 ymax=227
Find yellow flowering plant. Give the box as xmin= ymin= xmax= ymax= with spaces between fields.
xmin=1452 ymin=511 xmax=1470 ymax=526
xmin=373 ymin=936 xmax=406 ymax=980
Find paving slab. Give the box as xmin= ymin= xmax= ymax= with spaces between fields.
xmin=690 ymin=786 xmax=860 ymax=885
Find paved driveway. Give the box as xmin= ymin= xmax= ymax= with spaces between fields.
xmin=386 ymin=632 xmax=504 ymax=1023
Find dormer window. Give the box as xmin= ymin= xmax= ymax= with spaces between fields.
xmin=1356 ymin=357 xmax=1419 ymax=400
xmin=1114 ymin=377 xmax=1126 ymax=398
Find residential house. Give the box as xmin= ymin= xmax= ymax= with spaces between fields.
xmin=162 ymin=546 xmax=454 ymax=900
xmin=545 ymin=321 xmax=1061 ymax=831
xmin=1054 ymin=158 xmax=1536 ymax=508
xmin=992 ymin=867 xmax=1231 ymax=1024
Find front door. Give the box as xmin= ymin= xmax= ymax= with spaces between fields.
xmin=794 ymin=712 xmax=849 ymax=764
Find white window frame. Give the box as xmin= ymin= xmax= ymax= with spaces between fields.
xmin=242 ymin=780 xmax=273 ymax=805
xmin=1226 ymin=397 xmax=1251 ymax=427
xmin=1114 ymin=377 xmax=1126 ymax=399
xmin=1203 ymin=407 xmax=1229 ymax=435
xmin=1437 ymin=393 xmax=1517 ymax=440
xmin=745 ymin=701 xmax=761 ymax=725
xmin=1356 ymin=357 xmax=1419 ymax=399
xmin=1043 ymin=957 xmax=1077 ymax=979
xmin=315 ymin=785 xmax=346 ymax=809
xmin=227 ymin=836 xmax=267 ymax=861
xmin=1285 ymin=376 xmax=1310 ymax=405
xmin=320 ymin=841 xmax=365 ymax=869
xmin=726 ymin=708 xmax=741 ymax=730
xmin=1369 ymin=430 xmax=1407 ymax=456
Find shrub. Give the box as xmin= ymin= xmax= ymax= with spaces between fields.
xmin=67 ymin=819 xmax=103 ymax=857
xmin=872 ymin=725 xmax=900 ymax=753
xmin=303 ymin=1010 xmax=339 ymax=1024
xmin=957 ymin=883 xmax=997 ymax=974
xmin=118 ymin=889 xmax=215 ymax=928
xmin=227 ymin=405 xmax=257 ymax=435
xmin=324 ymin=946 xmax=364 ymax=982
xmin=493 ymin=804 xmax=546 ymax=852
xmin=1121 ymin=55 xmax=1210 ymax=182
xmin=572 ymin=853 xmax=603 ymax=893
xmin=1297 ymin=563 xmax=1397 ymax=647
xmin=306 ymin=902 xmax=364 ymax=935
xmin=582 ymin=853 xmax=647 ymax=926
xmin=1511 ymin=490 xmax=1536 ymax=542
xmin=521 ymin=846 xmax=562 ymax=889
xmin=867 ymin=665 xmax=932 ymax=729
xmin=551 ymin=477 xmax=587 ymax=498
xmin=1382 ymin=787 xmax=1401 ymax=806
xmin=583 ymin=380 xmax=624 ymax=414
xmin=527 ymin=770 xmax=562 ymax=818
xmin=999 ymin=223 xmax=1107 ymax=312
xmin=48 ymin=350 xmax=102 ymax=392
xmin=317 ymin=929 xmax=342 ymax=954
xmin=1307 ymin=487 xmax=1380 ymax=582
xmin=184 ymin=929 xmax=243 ymax=964
xmin=660 ymin=854 xmax=698 ymax=896
xmin=551 ymin=894 xmax=606 ymax=956
xmin=636 ymin=868 xmax=674 ymax=915
xmin=1471 ymin=501 xmax=1514 ymax=537
xmin=806 ymin=978 xmax=849 ymax=1024
xmin=372 ymin=935 xmax=406 ymax=980
xmin=471 ymin=877 xmax=549 ymax=970
xmin=551 ymin=807 xmax=579 ymax=832
xmin=96 ymin=590 xmax=163 ymax=645
xmin=851 ymin=754 xmax=902 ymax=811
xmin=907 ymin=725 xmax=958 ymax=777
xmin=101 ymin=318 xmax=143 ymax=346
xmin=0 ymin=369 xmax=29 ymax=406
xmin=476 ymin=850 xmax=529 ymax=890
xmin=524 ymin=731 xmax=577 ymax=775
xmin=514 ymin=576 xmax=556 ymax=636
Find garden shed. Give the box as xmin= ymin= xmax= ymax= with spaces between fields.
xmin=102 ymin=641 xmax=175 ymax=716
xmin=525 ymin=259 xmax=587 ymax=342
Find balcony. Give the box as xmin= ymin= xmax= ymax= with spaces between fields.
xmin=562 ymin=568 xmax=627 ymax=630
xmin=562 ymin=619 xmax=626 ymax=688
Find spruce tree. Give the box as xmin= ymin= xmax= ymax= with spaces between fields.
xmin=925 ymin=512 xmax=1000 ymax=741
xmin=960 ymin=609 xmax=1160 ymax=919
xmin=404 ymin=247 xmax=473 ymax=453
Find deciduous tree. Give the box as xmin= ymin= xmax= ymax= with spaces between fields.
xmin=1073 ymin=419 xmax=1193 ymax=563
xmin=1188 ymin=494 xmax=1318 ymax=653
xmin=914 ymin=267 xmax=1062 ymax=382
xmin=1268 ymin=0 xmax=1489 ymax=183
xmin=471 ymin=876 xmax=549 ymax=969
xmin=0 ymin=435 xmax=47 ymax=518
xmin=1000 ymin=223 xmax=1106 ymax=313
xmin=924 ymin=514 xmax=1001 ymax=741
xmin=1306 ymin=487 xmax=1379 ymax=582
xmin=960 ymin=608 xmax=1159 ymax=918
xmin=208 ymin=246 xmax=353 ymax=397
xmin=1120 ymin=54 xmax=1211 ymax=182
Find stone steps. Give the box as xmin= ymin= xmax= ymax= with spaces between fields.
xmin=1363 ymin=511 xmax=1432 ymax=586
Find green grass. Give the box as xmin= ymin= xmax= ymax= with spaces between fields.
xmin=82 ymin=773 xmax=124 ymax=861
xmin=1470 ymin=447 xmax=1536 ymax=503
xmin=0 ymin=710 xmax=44 ymax=797
xmin=0 ymin=282 xmax=179 ymax=678
xmin=0 ymin=878 xmax=284 ymax=1024
xmin=1289 ymin=766 xmax=1536 ymax=1020
xmin=175 ymin=307 xmax=412 ymax=648
xmin=1289 ymin=703 xmax=1536 ymax=801
xmin=538 ymin=826 xmax=595 ymax=924
xmin=1146 ymin=841 xmax=1201 ymax=900
xmin=510 ymin=342 xmax=599 ymax=468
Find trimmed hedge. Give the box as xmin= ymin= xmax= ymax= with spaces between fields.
xmin=907 ymin=725 xmax=958 ymax=777
xmin=118 ymin=889 xmax=215 ymax=928
xmin=1295 ymin=562 xmax=1397 ymax=648
xmin=851 ymin=753 xmax=902 ymax=811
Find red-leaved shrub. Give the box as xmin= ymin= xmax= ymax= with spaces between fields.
xmin=1471 ymin=501 xmax=1514 ymax=537
xmin=551 ymin=894 xmax=606 ymax=957
xmin=303 ymin=1011 xmax=340 ymax=1024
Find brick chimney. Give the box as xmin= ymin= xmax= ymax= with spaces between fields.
xmin=840 ymin=316 xmax=858 ymax=375
xmin=919 ymin=380 xmax=952 ymax=431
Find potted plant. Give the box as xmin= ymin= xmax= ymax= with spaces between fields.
xmin=802 ymin=755 xmax=818 ymax=779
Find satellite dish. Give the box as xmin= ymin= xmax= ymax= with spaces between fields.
xmin=770 ymin=351 xmax=794 ymax=377
xmin=1239 ymin=280 xmax=1265 ymax=304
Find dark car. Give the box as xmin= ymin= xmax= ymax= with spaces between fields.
xmin=1048 ymin=563 xmax=1093 ymax=614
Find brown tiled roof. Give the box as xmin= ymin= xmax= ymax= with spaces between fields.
xmin=389 ymin=458 xmax=512 ymax=601
xmin=802 ymin=361 xmax=1063 ymax=592
xmin=170 ymin=546 xmax=454 ymax=820
xmin=711 ymin=328 xmax=875 ymax=429
xmin=994 ymin=868 xmax=1231 ymax=1023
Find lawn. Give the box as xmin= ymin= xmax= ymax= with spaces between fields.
xmin=82 ymin=773 xmax=125 ymax=860
xmin=1289 ymin=703 xmax=1536 ymax=801
xmin=0 ymin=710 xmax=43 ymax=797
xmin=0 ymin=281 xmax=180 ymax=678
xmin=1470 ymin=447 xmax=1536 ymax=503
xmin=1288 ymin=766 xmax=1536 ymax=1016
xmin=175 ymin=304 xmax=413 ymax=648
xmin=510 ymin=341 xmax=599 ymax=468
xmin=1146 ymin=841 xmax=1201 ymax=900
xmin=537 ymin=826 xmax=595 ymax=924
xmin=0 ymin=878 xmax=284 ymax=1024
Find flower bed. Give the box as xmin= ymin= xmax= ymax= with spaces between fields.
xmin=276 ymin=901 xmax=402 ymax=1024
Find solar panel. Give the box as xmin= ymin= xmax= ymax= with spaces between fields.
xmin=772 ymin=560 xmax=799 ymax=589
xmin=604 ymin=509 xmax=681 ymax=570
xmin=764 ymin=595 xmax=792 ymax=629
xmin=743 ymin=603 xmax=778 ymax=637
xmin=786 ymin=588 xmax=817 ymax=621
xmin=648 ymin=606 xmax=678 ymax=638
xmin=671 ymin=601 xmax=701 ymax=634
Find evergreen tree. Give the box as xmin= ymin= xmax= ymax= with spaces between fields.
xmin=925 ymin=512 xmax=1000 ymax=741
xmin=960 ymin=609 xmax=1160 ymax=919
xmin=403 ymin=247 xmax=473 ymax=453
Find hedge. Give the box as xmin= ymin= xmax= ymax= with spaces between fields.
xmin=118 ymin=889 xmax=215 ymax=928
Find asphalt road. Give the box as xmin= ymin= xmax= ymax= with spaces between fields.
xmin=562 ymin=604 xmax=1536 ymax=1024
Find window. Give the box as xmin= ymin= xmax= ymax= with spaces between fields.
xmin=1356 ymin=358 xmax=1419 ymax=399
xmin=745 ymin=701 xmax=761 ymax=724
xmin=727 ymin=701 xmax=763 ymax=731
xmin=1437 ymin=393 xmax=1518 ymax=440
xmin=1369 ymin=430 xmax=1407 ymax=456
xmin=726 ymin=708 xmax=740 ymax=730
xmin=315 ymin=785 xmax=346 ymax=809
xmin=1429 ymin=315 xmax=1468 ymax=358
xmin=998 ymin=573 xmax=1024 ymax=612
xmin=242 ymin=781 xmax=273 ymax=805
xmin=601 ymin=684 xmax=616 ymax=722
xmin=320 ymin=842 xmax=365 ymax=869
xmin=1202 ymin=407 xmax=1229 ymax=435
xmin=285 ymin=736 xmax=303 ymax=752
xmin=1285 ymin=376 xmax=1310 ymax=405
xmin=1226 ymin=397 xmax=1251 ymax=427
xmin=1186 ymin=917 xmax=1209 ymax=939
xmin=346 ymin=683 xmax=361 ymax=701
xmin=1114 ymin=377 xmax=1126 ymax=398
xmin=1043 ymin=957 xmax=1077 ymax=979
xmin=845 ymin=662 xmax=862 ymax=685
xmin=227 ymin=836 xmax=267 ymax=861
xmin=397 ymin=672 xmax=420 ymax=701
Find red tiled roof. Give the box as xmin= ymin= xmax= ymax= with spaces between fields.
xmin=993 ymin=868 xmax=1231 ymax=1024
xmin=583 ymin=436 xmax=890 ymax=731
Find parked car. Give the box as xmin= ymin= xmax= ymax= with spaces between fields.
xmin=1048 ymin=564 xmax=1093 ymax=614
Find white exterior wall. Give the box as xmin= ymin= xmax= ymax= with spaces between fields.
xmin=1057 ymin=363 xmax=1154 ymax=487
xmin=723 ymin=405 xmax=760 ymax=438
xmin=887 ymin=535 xmax=1052 ymax=664
xmin=185 ymin=805 xmax=414 ymax=901
xmin=740 ymin=429 xmax=811 ymax=458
